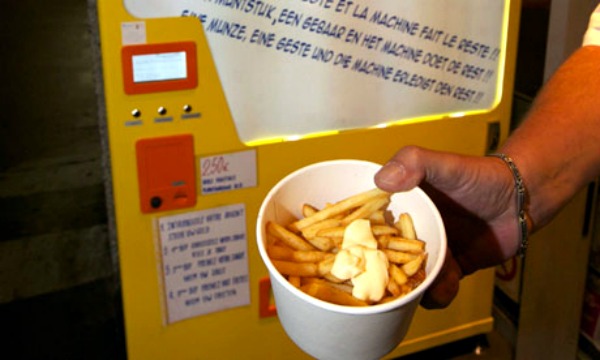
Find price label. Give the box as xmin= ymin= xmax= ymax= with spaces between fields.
xmin=200 ymin=150 xmax=257 ymax=195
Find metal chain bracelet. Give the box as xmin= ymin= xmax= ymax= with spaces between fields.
xmin=488 ymin=153 xmax=529 ymax=257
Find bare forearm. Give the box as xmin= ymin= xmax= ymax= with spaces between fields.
xmin=501 ymin=46 xmax=600 ymax=231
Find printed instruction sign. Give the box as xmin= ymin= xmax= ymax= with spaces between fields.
xmin=158 ymin=204 xmax=250 ymax=323
xmin=124 ymin=0 xmax=507 ymax=143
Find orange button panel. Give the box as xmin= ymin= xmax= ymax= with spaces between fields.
xmin=136 ymin=134 xmax=196 ymax=213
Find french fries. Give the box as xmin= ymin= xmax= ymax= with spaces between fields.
xmin=396 ymin=213 xmax=417 ymax=240
xmin=266 ymin=188 xmax=428 ymax=306
xmin=301 ymin=280 xmax=369 ymax=306
xmin=267 ymin=221 xmax=315 ymax=251
xmin=288 ymin=188 xmax=390 ymax=232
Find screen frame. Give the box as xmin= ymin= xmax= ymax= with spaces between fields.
xmin=122 ymin=41 xmax=197 ymax=95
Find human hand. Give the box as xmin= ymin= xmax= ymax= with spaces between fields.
xmin=374 ymin=146 xmax=521 ymax=308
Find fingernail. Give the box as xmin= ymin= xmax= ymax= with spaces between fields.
xmin=376 ymin=161 xmax=406 ymax=187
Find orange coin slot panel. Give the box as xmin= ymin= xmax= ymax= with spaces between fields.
xmin=136 ymin=134 xmax=197 ymax=213
xmin=122 ymin=41 xmax=198 ymax=95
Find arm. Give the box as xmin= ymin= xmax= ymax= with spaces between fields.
xmin=501 ymin=45 xmax=600 ymax=231
xmin=375 ymin=41 xmax=600 ymax=309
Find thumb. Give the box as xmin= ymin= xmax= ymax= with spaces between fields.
xmin=374 ymin=146 xmax=465 ymax=193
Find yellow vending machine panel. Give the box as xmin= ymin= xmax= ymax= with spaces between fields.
xmin=93 ymin=0 xmax=520 ymax=358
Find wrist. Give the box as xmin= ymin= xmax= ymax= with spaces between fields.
xmin=487 ymin=153 xmax=531 ymax=257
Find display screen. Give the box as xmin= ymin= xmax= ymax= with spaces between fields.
xmin=132 ymin=51 xmax=187 ymax=83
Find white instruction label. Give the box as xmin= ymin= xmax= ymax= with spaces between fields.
xmin=121 ymin=21 xmax=147 ymax=45
xmin=158 ymin=204 xmax=249 ymax=323
xmin=200 ymin=149 xmax=257 ymax=195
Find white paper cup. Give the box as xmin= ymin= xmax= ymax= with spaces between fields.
xmin=257 ymin=160 xmax=447 ymax=360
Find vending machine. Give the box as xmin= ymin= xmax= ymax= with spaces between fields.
xmin=92 ymin=0 xmax=520 ymax=358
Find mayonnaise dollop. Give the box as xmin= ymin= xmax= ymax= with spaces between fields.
xmin=330 ymin=219 xmax=389 ymax=302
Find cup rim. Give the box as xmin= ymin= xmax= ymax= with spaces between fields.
xmin=256 ymin=159 xmax=447 ymax=315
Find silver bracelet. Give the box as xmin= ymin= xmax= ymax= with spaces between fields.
xmin=488 ymin=153 xmax=529 ymax=257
